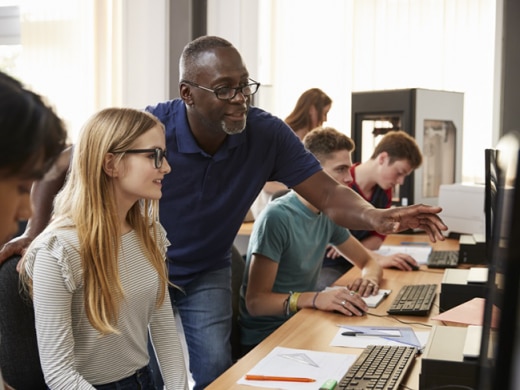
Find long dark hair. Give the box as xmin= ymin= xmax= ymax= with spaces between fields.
xmin=0 ymin=71 xmax=67 ymax=179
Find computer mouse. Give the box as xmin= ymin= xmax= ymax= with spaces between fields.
xmin=390 ymin=262 xmax=419 ymax=271
xmin=410 ymin=263 xmax=420 ymax=271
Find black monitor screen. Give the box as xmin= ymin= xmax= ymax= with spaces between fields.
xmin=484 ymin=148 xmax=498 ymax=260
xmin=478 ymin=130 xmax=520 ymax=389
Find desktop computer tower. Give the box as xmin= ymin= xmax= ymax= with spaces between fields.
xmin=351 ymin=88 xmax=464 ymax=206
xmin=420 ymin=326 xmax=478 ymax=389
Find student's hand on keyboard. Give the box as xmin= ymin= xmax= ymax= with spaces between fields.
xmin=317 ymin=287 xmax=368 ymax=316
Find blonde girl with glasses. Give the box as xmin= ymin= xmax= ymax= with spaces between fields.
xmin=20 ymin=108 xmax=188 ymax=390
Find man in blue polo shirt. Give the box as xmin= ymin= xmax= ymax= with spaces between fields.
xmin=0 ymin=35 xmax=447 ymax=389
xmin=144 ymin=35 xmax=447 ymax=389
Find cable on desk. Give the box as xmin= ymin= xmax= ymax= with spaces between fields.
xmin=367 ymin=312 xmax=433 ymax=328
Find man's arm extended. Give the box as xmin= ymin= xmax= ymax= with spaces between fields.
xmin=293 ymin=170 xmax=447 ymax=242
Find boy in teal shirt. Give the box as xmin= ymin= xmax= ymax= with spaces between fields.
xmin=239 ymin=127 xmax=382 ymax=351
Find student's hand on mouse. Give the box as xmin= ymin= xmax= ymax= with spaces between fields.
xmin=347 ymin=278 xmax=379 ymax=297
xmin=317 ymin=287 xmax=367 ymax=316
xmin=377 ymin=253 xmax=418 ymax=271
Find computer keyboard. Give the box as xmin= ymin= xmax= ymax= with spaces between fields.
xmin=427 ymin=250 xmax=459 ymax=268
xmin=387 ymin=284 xmax=437 ymax=316
xmin=337 ymin=344 xmax=418 ymax=390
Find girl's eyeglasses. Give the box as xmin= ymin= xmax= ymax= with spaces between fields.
xmin=119 ymin=148 xmax=168 ymax=169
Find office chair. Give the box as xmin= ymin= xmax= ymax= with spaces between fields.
xmin=0 ymin=255 xmax=46 ymax=389
xmin=230 ymin=245 xmax=245 ymax=362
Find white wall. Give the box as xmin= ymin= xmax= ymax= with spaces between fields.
xmin=121 ymin=0 xmax=169 ymax=109
xmin=206 ymin=0 xmax=260 ymax=82
xmin=5 ymin=0 xmax=170 ymax=142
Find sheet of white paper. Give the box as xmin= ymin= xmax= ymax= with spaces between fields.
xmin=237 ymin=346 xmax=357 ymax=389
xmin=330 ymin=327 xmax=430 ymax=350
xmin=375 ymin=245 xmax=432 ymax=265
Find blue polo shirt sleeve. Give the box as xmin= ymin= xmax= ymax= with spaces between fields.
xmin=246 ymin=107 xmax=322 ymax=188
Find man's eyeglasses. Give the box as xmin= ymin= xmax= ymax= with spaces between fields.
xmin=118 ymin=148 xmax=168 ymax=169
xmin=181 ymin=78 xmax=260 ymax=101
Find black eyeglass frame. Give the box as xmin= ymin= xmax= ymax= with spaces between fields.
xmin=117 ymin=148 xmax=168 ymax=169
xmin=181 ymin=78 xmax=260 ymax=101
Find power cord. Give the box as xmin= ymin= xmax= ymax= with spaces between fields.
xmin=367 ymin=312 xmax=433 ymax=328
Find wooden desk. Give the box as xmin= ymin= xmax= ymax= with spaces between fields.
xmin=207 ymin=234 xmax=458 ymax=390
xmin=238 ymin=221 xmax=254 ymax=236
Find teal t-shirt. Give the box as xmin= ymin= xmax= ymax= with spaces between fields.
xmin=239 ymin=191 xmax=351 ymax=346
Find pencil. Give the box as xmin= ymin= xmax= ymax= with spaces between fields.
xmin=245 ymin=374 xmax=316 ymax=382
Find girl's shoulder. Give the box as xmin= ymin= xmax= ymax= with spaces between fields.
xmin=24 ymin=227 xmax=83 ymax=291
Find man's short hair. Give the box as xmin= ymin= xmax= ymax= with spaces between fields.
xmin=180 ymin=35 xmax=233 ymax=81
xmin=303 ymin=126 xmax=355 ymax=161
xmin=370 ymin=130 xmax=422 ymax=168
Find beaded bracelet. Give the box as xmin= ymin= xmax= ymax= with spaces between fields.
xmin=312 ymin=291 xmax=320 ymax=309
xmin=289 ymin=292 xmax=301 ymax=314
xmin=284 ymin=293 xmax=291 ymax=317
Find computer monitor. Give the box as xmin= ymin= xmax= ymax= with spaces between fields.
xmin=477 ymin=130 xmax=520 ymax=389
xmin=484 ymin=148 xmax=498 ymax=260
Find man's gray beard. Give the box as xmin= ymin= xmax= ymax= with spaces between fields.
xmin=221 ymin=120 xmax=246 ymax=135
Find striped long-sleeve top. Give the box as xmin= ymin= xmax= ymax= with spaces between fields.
xmin=24 ymin=225 xmax=188 ymax=390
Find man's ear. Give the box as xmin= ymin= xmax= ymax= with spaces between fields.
xmin=180 ymin=84 xmax=194 ymax=106
xmin=103 ymin=153 xmax=119 ymax=177
xmin=377 ymin=151 xmax=389 ymax=165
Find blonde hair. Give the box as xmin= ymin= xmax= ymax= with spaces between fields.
xmin=23 ymin=108 xmax=170 ymax=335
